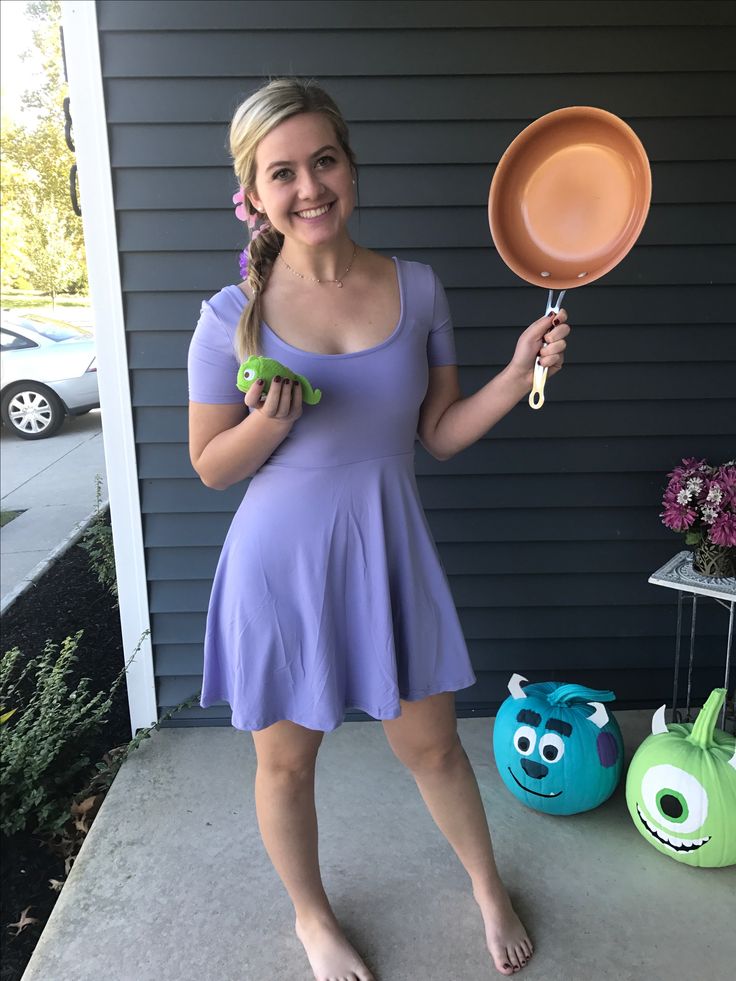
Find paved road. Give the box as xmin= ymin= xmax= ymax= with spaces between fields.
xmin=1 ymin=409 xmax=108 ymax=611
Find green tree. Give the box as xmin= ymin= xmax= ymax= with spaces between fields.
xmin=0 ymin=148 xmax=33 ymax=291
xmin=1 ymin=0 xmax=87 ymax=296
xmin=24 ymin=200 xmax=78 ymax=305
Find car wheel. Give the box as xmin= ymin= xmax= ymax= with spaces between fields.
xmin=1 ymin=383 xmax=66 ymax=440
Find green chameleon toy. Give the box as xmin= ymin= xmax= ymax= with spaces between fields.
xmin=236 ymin=356 xmax=322 ymax=405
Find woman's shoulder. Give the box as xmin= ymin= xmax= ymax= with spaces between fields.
xmin=205 ymin=282 xmax=249 ymax=311
xmin=363 ymin=250 xmax=438 ymax=288
xmin=193 ymin=284 xmax=247 ymax=350
xmin=392 ymin=255 xmax=442 ymax=297
xmin=197 ymin=283 xmax=248 ymax=328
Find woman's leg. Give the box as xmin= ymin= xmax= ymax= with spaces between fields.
xmin=382 ymin=693 xmax=533 ymax=977
xmin=251 ymin=719 xmax=331 ymax=921
xmin=251 ymin=719 xmax=375 ymax=981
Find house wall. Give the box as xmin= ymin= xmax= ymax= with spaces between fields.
xmin=96 ymin=0 xmax=736 ymax=726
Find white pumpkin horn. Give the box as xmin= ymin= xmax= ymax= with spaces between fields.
xmin=652 ymin=704 xmax=669 ymax=735
xmin=587 ymin=701 xmax=609 ymax=729
xmin=728 ymin=745 xmax=736 ymax=772
xmin=508 ymin=674 xmax=529 ymax=700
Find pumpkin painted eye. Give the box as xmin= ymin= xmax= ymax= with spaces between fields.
xmin=538 ymin=733 xmax=565 ymax=764
xmin=242 ymin=369 xmax=256 ymax=380
xmin=513 ymin=726 xmax=537 ymax=756
xmin=641 ymin=764 xmax=709 ymax=835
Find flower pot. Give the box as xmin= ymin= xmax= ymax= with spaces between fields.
xmin=692 ymin=539 xmax=736 ymax=578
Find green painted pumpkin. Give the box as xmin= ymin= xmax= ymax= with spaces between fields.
xmin=625 ymin=688 xmax=736 ymax=867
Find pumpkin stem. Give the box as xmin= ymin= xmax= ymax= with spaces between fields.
xmin=688 ymin=688 xmax=726 ymax=749
xmin=546 ymin=684 xmax=616 ymax=706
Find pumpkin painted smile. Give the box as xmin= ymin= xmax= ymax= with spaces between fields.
xmin=625 ymin=691 xmax=736 ymax=868
xmin=635 ymin=803 xmax=711 ymax=853
xmin=507 ymin=767 xmax=562 ymax=798
xmin=493 ymin=675 xmax=624 ymax=816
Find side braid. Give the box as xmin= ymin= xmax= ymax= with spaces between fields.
xmin=234 ymin=218 xmax=283 ymax=362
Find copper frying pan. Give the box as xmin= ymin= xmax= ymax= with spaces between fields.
xmin=488 ymin=107 xmax=652 ymax=408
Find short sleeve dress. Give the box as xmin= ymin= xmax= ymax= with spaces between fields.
xmin=187 ymin=256 xmax=477 ymax=732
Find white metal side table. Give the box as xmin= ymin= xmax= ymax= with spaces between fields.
xmin=649 ymin=550 xmax=735 ymax=731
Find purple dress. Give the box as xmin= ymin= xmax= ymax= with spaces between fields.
xmin=187 ymin=256 xmax=477 ymax=731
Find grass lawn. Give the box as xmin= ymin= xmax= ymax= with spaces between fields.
xmin=1 ymin=292 xmax=91 ymax=312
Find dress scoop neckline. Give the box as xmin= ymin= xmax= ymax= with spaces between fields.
xmin=229 ymin=255 xmax=405 ymax=360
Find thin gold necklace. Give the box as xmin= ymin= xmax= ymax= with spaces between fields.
xmin=278 ymin=244 xmax=357 ymax=288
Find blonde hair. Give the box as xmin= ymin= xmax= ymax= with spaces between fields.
xmin=229 ymin=77 xmax=359 ymax=361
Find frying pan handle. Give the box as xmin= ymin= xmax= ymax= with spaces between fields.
xmin=529 ymin=289 xmax=566 ymax=409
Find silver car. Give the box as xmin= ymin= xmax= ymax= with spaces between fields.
xmin=0 ymin=313 xmax=99 ymax=440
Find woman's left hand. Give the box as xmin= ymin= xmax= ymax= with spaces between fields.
xmin=508 ymin=309 xmax=571 ymax=385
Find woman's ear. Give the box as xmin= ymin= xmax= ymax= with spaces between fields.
xmin=246 ymin=192 xmax=263 ymax=213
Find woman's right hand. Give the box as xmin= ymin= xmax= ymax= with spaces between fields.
xmin=244 ymin=375 xmax=303 ymax=425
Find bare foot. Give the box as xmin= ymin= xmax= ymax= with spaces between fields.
xmin=295 ymin=913 xmax=376 ymax=981
xmin=473 ymin=888 xmax=533 ymax=976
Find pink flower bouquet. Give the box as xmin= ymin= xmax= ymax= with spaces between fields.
xmin=660 ymin=457 xmax=736 ymax=548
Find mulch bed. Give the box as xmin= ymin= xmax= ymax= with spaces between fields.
xmin=0 ymin=518 xmax=129 ymax=981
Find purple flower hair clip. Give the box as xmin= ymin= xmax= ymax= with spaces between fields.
xmin=233 ymin=186 xmax=271 ymax=237
xmin=234 ymin=186 xmax=272 ymax=278
xmin=232 ymin=187 xmax=248 ymax=222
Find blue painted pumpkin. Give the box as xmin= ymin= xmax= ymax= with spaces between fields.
xmin=492 ymin=674 xmax=624 ymax=815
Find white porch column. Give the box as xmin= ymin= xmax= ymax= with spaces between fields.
xmin=60 ymin=0 xmax=157 ymax=734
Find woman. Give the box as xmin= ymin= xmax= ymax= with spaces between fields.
xmin=188 ymin=77 xmax=570 ymax=980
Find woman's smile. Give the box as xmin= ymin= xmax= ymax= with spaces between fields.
xmin=293 ymin=200 xmax=336 ymax=221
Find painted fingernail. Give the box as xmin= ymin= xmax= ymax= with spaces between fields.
xmin=294 ymin=380 xmax=300 ymax=387
xmin=257 ymin=378 xmax=264 ymax=385
xmin=274 ymin=375 xmax=282 ymax=382
xmin=283 ymin=377 xmax=291 ymax=385
xmin=552 ymin=317 xmax=560 ymax=326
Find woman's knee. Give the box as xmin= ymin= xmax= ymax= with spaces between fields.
xmin=382 ymin=692 xmax=462 ymax=769
xmin=251 ymin=718 xmax=324 ymax=774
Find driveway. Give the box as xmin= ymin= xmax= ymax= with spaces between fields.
xmin=0 ymin=409 xmax=108 ymax=612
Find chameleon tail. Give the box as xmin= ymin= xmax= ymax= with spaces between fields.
xmin=295 ymin=373 xmax=322 ymax=404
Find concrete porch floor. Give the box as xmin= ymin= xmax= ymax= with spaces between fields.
xmin=21 ymin=711 xmax=735 ymax=981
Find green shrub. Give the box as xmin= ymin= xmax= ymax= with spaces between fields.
xmin=1 ymin=626 xmax=203 ymax=841
xmin=78 ymin=474 xmax=117 ymax=605
xmin=0 ymin=629 xmax=142 ymax=838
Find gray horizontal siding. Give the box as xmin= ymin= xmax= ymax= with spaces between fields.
xmin=95 ymin=0 xmax=736 ymax=726
xmin=97 ymin=0 xmax=736 ymax=31
xmin=105 ymin=74 xmax=736 ymax=124
xmin=99 ymin=27 xmax=736 ymax=77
